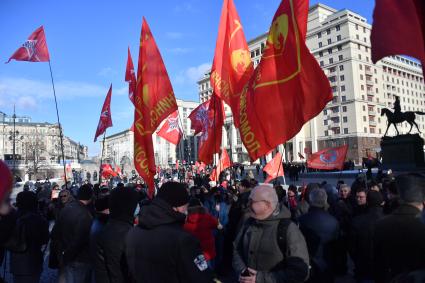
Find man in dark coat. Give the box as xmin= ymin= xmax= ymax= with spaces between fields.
xmin=94 ymin=186 xmax=138 ymax=283
xmin=298 ymin=188 xmax=340 ymax=283
xmin=53 ymin=184 xmax=94 ymax=283
xmin=349 ymin=190 xmax=384 ymax=282
xmin=374 ymin=173 xmax=425 ymax=283
xmin=125 ymin=182 xmax=213 ymax=283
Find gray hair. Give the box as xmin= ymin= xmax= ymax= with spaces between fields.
xmin=250 ymin=184 xmax=279 ymax=210
xmin=309 ymin=188 xmax=328 ymax=208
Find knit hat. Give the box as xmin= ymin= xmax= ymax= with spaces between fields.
xmin=156 ymin=181 xmax=189 ymax=207
xmin=78 ymin=184 xmax=93 ymax=201
xmin=367 ymin=190 xmax=383 ymax=207
xmin=109 ymin=187 xmax=138 ymax=220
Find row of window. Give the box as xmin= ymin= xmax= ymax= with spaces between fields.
xmin=320 ymin=55 xmax=344 ymax=66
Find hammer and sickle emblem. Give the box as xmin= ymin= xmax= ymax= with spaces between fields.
xmin=266 ymin=14 xmax=289 ymax=52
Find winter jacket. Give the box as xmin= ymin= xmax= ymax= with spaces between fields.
xmin=233 ymin=204 xmax=310 ymax=283
xmin=125 ymin=198 xmax=214 ymax=283
xmin=53 ymin=200 xmax=93 ymax=264
xmin=374 ymin=204 xmax=425 ymax=283
xmin=10 ymin=210 xmax=49 ymax=276
xmin=184 ymin=209 xmax=218 ymax=261
xmin=349 ymin=206 xmax=383 ymax=280
xmin=298 ymin=207 xmax=340 ymax=282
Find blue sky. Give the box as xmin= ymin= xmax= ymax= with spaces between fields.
xmin=0 ymin=0 xmax=375 ymax=156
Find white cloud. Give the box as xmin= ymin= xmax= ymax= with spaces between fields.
xmin=114 ymin=105 xmax=134 ymax=121
xmin=17 ymin=96 xmax=37 ymax=109
xmin=97 ymin=67 xmax=117 ymax=77
xmin=165 ymin=32 xmax=184 ymax=40
xmin=115 ymin=85 xmax=128 ymax=96
xmin=186 ymin=63 xmax=211 ymax=82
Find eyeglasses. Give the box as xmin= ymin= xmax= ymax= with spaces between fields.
xmin=248 ymin=199 xmax=268 ymax=205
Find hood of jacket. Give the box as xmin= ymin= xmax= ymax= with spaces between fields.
xmin=138 ymin=198 xmax=186 ymax=229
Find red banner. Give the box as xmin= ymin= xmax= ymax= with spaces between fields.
xmin=263 ymin=152 xmax=284 ymax=183
xmin=157 ymin=110 xmax=182 ymax=145
xmin=307 ymin=145 xmax=348 ymax=171
xmin=94 ymin=85 xmax=113 ymax=142
xmin=134 ymin=18 xmax=178 ymax=197
xmin=7 ymin=26 xmax=50 ymax=63
xmin=211 ymin=148 xmax=232 ymax=181
xmin=237 ymin=0 xmax=332 ymax=161
xmin=371 ymin=0 xmax=425 ymax=74
xmin=125 ymin=47 xmax=137 ymax=105
xmin=189 ymin=100 xmax=210 ymax=135
xmin=210 ymin=0 xmax=253 ymax=127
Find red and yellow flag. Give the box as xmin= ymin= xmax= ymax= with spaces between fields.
xmin=238 ymin=0 xmax=332 ymax=161
xmin=134 ymin=18 xmax=178 ymax=197
xmin=210 ymin=0 xmax=253 ymax=127
xmin=125 ymin=47 xmax=137 ymax=105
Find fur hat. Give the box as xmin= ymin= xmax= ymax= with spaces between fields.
xmin=156 ymin=182 xmax=189 ymax=207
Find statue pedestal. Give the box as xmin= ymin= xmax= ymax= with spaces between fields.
xmin=381 ymin=134 xmax=425 ymax=170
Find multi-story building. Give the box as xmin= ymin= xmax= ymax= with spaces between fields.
xmin=102 ymin=99 xmax=200 ymax=172
xmin=197 ymin=3 xmax=425 ymax=164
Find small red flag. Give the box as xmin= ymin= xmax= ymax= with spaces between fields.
xmin=134 ymin=18 xmax=178 ymax=197
xmin=307 ymin=145 xmax=348 ymax=171
xmin=371 ymin=0 xmax=425 ymax=74
xmin=125 ymin=47 xmax=137 ymax=105
xmin=212 ymin=148 xmax=232 ymax=181
xmin=157 ymin=110 xmax=182 ymax=145
xmin=0 ymin=160 xmax=13 ymax=204
xmin=237 ymin=0 xmax=332 ymax=161
xmin=197 ymin=95 xmax=225 ymax=165
xmin=175 ymin=160 xmax=179 ymax=170
xmin=189 ymin=100 xmax=210 ymax=135
xmin=101 ymin=164 xmax=118 ymax=178
xmin=7 ymin=26 xmax=50 ymax=63
xmin=210 ymin=0 xmax=254 ymax=127
xmin=94 ymin=85 xmax=113 ymax=142
xmin=263 ymin=152 xmax=284 ymax=183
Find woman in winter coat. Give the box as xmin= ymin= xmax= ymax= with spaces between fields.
xmin=184 ymin=198 xmax=218 ymax=268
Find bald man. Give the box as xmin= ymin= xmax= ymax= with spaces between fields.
xmin=233 ymin=185 xmax=309 ymax=283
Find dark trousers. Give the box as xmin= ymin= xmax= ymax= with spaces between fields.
xmin=63 ymin=261 xmax=92 ymax=283
xmin=13 ymin=273 xmax=41 ymax=283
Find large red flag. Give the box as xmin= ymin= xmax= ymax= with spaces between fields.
xmin=157 ymin=110 xmax=182 ymax=145
xmin=210 ymin=0 xmax=254 ymax=126
xmin=307 ymin=145 xmax=348 ymax=171
xmin=211 ymin=148 xmax=232 ymax=181
xmin=94 ymin=85 xmax=113 ymax=142
xmin=7 ymin=26 xmax=50 ymax=63
xmin=263 ymin=152 xmax=284 ymax=183
xmin=188 ymin=100 xmax=210 ymax=135
xmin=197 ymin=95 xmax=225 ymax=165
xmin=237 ymin=0 xmax=332 ymax=161
xmin=371 ymin=0 xmax=425 ymax=74
xmin=134 ymin=18 xmax=178 ymax=197
xmin=0 ymin=160 xmax=13 ymax=204
xmin=125 ymin=47 xmax=137 ymax=105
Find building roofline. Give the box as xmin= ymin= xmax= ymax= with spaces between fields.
xmin=105 ymin=129 xmax=132 ymax=140
xmin=309 ymin=3 xmax=338 ymax=13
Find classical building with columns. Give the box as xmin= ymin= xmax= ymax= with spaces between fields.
xmin=197 ymin=3 xmax=425 ymax=165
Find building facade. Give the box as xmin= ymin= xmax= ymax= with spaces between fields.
xmin=197 ymin=3 xmax=425 ymax=165
xmin=101 ymin=99 xmax=200 ymax=172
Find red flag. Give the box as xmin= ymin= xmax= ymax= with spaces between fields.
xmin=212 ymin=148 xmax=232 ymax=181
xmin=101 ymin=164 xmax=118 ymax=178
xmin=237 ymin=0 xmax=332 ymax=161
xmin=94 ymin=85 xmax=113 ymax=142
xmin=157 ymin=110 xmax=182 ymax=145
xmin=210 ymin=0 xmax=254 ymax=127
xmin=210 ymin=168 xmax=217 ymax=182
xmin=189 ymin=100 xmax=210 ymax=135
xmin=371 ymin=0 xmax=425 ymax=74
xmin=307 ymin=145 xmax=348 ymax=171
xmin=197 ymin=95 xmax=225 ymax=164
xmin=0 ymin=160 xmax=13 ymax=203
xmin=175 ymin=160 xmax=179 ymax=170
xmin=134 ymin=18 xmax=178 ymax=197
xmin=7 ymin=26 xmax=50 ymax=63
xmin=125 ymin=47 xmax=137 ymax=105
xmin=263 ymin=152 xmax=284 ymax=183
xmin=65 ymin=163 xmax=72 ymax=172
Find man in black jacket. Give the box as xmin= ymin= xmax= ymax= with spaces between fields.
xmin=125 ymin=182 xmax=213 ymax=283
xmin=53 ymin=184 xmax=94 ymax=283
xmin=374 ymin=173 xmax=425 ymax=283
xmin=94 ymin=186 xmax=138 ymax=283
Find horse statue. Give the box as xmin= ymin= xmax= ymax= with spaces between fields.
xmin=380 ymin=108 xmax=425 ymax=136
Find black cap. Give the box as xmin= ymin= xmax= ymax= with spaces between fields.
xmin=156 ymin=182 xmax=189 ymax=207
xmin=78 ymin=184 xmax=93 ymax=201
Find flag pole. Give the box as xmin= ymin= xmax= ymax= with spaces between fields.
xmin=99 ymin=132 xmax=107 ymax=184
xmin=48 ymin=61 xmax=67 ymax=186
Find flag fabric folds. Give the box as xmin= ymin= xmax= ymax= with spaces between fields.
xmin=371 ymin=0 xmax=425 ymax=74
xmin=196 ymin=95 xmax=225 ymax=165
xmin=7 ymin=26 xmax=50 ymax=63
xmin=157 ymin=110 xmax=182 ymax=145
xmin=0 ymin=161 xmax=13 ymax=204
xmin=94 ymin=85 xmax=113 ymax=142
xmin=237 ymin=0 xmax=332 ymax=161
xmin=101 ymin=164 xmax=118 ymax=178
xmin=188 ymin=100 xmax=210 ymax=136
xmin=210 ymin=0 xmax=253 ymax=126
xmin=211 ymin=148 xmax=232 ymax=181
xmin=263 ymin=152 xmax=284 ymax=183
xmin=125 ymin=47 xmax=137 ymax=105
xmin=134 ymin=17 xmax=178 ymax=197
xmin=307 ymin=144 xmax=348 ymax=171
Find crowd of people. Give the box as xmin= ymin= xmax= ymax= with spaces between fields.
xmin=0 ymin=166 xmax=425 ymax=283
